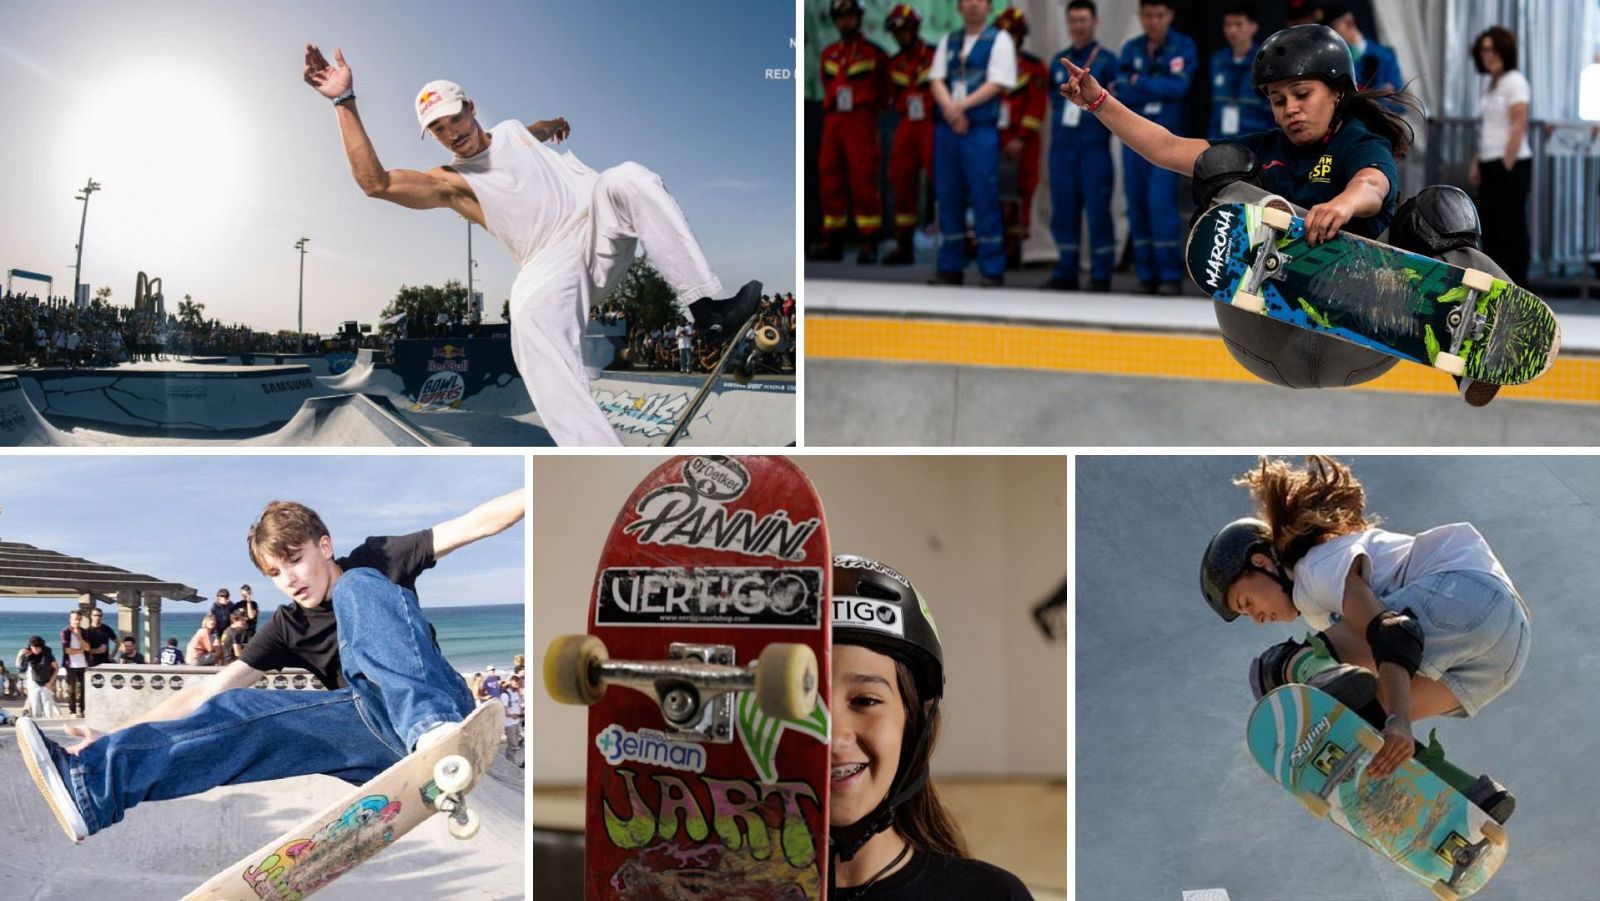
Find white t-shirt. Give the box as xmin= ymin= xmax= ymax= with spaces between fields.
xmin=1479 ymin=69 xmax=1532 ymax=162
xmin=448 ymin=119 xmax=600 ymax=269
xmin=1291 ymin=525 xmax=1510 ymax=631
xmin=931 ymin=28 xmax=1017 ymax=91
xmin=64 ymin=632 xmax=87 ymax=669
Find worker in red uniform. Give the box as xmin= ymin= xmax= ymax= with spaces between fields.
xmin=883 ymin=3 xmax=937 ymax=266
xmin=995 ymin=7 xmax=1047 ymax=269
xmin=816 ymin=0 xmax=890 ymax=264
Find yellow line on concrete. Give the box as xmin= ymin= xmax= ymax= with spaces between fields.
xmin=807 ymin=315 xmax=1600 ymax=404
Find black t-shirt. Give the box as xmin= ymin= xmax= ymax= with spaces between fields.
xmin=830 ymin=851 xmax=1033 ymax=900
xmin=207 ymin=601 xmax=235 ymax=637
xmin=220 ymin=624 xmax=251 ymax=664
xmin=240 ymin=530 xmax=437 ymax=690
xmin=1211 ymin=116 xmax=1399 ymax=238
xmin=84 ymin=624 xmax=118 ymax=665
xmin=20 ymin=648 xmax=57 ymax=685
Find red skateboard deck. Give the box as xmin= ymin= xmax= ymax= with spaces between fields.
xmin=545 ymin=455 xmax=831 ymax=899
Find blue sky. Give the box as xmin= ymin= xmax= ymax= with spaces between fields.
xmin=0 ymin=0 xmax=795 ymax=332
xmin=0 ymin=455 xmax=524 ymax=612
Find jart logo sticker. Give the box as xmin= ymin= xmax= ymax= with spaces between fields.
xmin=596 ymin=567 xmax=823 ymax=627
xmin=594 ymin=723 xmax=707 ymax=773
xmin=833 ymin=597 xmax=905 ymax=638
xmin=623 ymin=456 xmax=820 ymax=561
xmin=412 ymin=371 xmax=464 ymax=410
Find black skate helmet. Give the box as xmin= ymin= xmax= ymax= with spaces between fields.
xmin=1253 ymin=24 xmax=1356 ymax=97
xmin=830 ymin=554 xmax=946 ymax=863
xmin=1200 ymin=518 xmax=1290 ymax=621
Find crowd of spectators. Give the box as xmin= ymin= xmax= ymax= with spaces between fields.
xmin=1 ymin=291 xmax=308 ymax=367
xmin=595 ymin=291 xmax=797 ymax=375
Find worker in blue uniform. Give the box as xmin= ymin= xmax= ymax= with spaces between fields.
xmin=1208 ymin=4 xmax=1273 ymax=141
xmin=1046 ymin=0 xmax=1119 ymax=291
xmin=1115 ymin=0 xmax=1197 ymax=294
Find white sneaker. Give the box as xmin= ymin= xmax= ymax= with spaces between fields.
xmin=413 ymin=720 xmax=461 ymax=754
xmin=15 ymin=717 xmax=89 ymax=842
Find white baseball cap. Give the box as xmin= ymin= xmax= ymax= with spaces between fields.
xmin=415 ymin=79 xmax=468 ymax=138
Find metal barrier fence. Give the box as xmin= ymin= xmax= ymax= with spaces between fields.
xmin=1427 ymin=116 xmax=1600 ymax=288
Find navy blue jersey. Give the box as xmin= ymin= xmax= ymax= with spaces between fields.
xmin=1214 ymin=116 xmax=1398 ymax=237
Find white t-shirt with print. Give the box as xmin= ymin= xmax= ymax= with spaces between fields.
xmin=1291 ymin=525 xmax=1510 ymax=631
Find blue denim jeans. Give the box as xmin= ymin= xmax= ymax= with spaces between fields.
xmin=43 ymin=567 xmax=473 ymax=835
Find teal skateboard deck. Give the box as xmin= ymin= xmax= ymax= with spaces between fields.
xmin=1187 ymin=200 xmax=1560 ymax=387
xmin=1246 ymin=685 xmax=1508 ymax=899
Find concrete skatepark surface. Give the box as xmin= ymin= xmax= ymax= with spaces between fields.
xmin=1 ymin=719 xmax=525 ymax=900
xmin=1 ymin=351 xmax=794 ymax=446
xmin=1076 ymin=456 xmax=1600 ymax=900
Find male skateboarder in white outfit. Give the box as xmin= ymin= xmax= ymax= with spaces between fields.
xmin=303 ymin=44 xmax=761 ymax=446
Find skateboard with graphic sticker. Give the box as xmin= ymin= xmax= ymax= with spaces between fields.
xmin=545 ymin=455 xmax=830 ymax=899
xmin=1247 ymin=685 xmax=1508 ymax=900
xmin=183 ymin=700 xmax=504 ymax=900
xmin=1186 ymin=200 xmax=1560 ymax=390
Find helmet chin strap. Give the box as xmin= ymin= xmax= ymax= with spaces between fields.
xmin=828 ymin=699 xmax=941 ymax=866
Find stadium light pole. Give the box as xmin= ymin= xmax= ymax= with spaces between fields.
xmin=295 ymin=237 xmax=310 ymax=351
xmin=71 ymin=178 xmax=102 ymax=307
xmin=466 ymin=222 xmax=477 ymax=325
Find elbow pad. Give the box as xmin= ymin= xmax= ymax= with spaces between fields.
xmin=1366 ymin=608 xmax=1424 ymax=678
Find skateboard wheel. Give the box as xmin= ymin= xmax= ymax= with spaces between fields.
xmin=1431 ymin=879 xmax=1460 ymax=901
xmin=755 ymin=643 xmax=818 ymax=721
xmin=1433 ymin=351 xmax=1467 ymax=376
xmin=1232 ymin=291 xmax=1266 ymax=314
xmin=1480 ymin=821 xmax=1507 ymax=846
xmin=1299 ymin=793 xmax=1331 ymax=819
xmin=1461 ymin=268 xmax=1495 ymax=293
xmin=544 ymin=634 xmax=608 ymax=706
xmin=1260 ymin=206 xmax=1293 ymax=231
xmin=433 ymin=755 xmax=474 ymax=794
xmin=447 ymin=806 xmax=481 ymax=840
xmin=1355 ymin=729 xmax=1385 ymax=754
xmin=755 ymin=325 xmax=781 ymax=352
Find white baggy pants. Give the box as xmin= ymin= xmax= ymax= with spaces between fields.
xmin=511 ymin=162 xmax=723 ymax=447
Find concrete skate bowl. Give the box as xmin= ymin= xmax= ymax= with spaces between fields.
xmin=350 ymin=338 xmax=795 ymax=446
xmin=805 ymin=280 xmax=1600 ymax=446
xmin=1076 ymin=456 xmax=1600 ymax=901
xmin=0 ymin=374 xmax=430 ymax=447
xmin=1 ymin=719 xmax=524 ymax=900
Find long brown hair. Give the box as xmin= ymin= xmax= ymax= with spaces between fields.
xmin=1336 ymin=86 xmax=1422 ymax=160
xmin=888 ymin=659 xmax=968 ymax=858
xmin=1235 ymin=455 xmax=1378 ymax=570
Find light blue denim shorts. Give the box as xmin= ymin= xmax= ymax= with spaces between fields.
xmin=1384 ymin=569 xmax=1530 ymax=718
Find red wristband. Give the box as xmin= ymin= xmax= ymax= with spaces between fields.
xmin=1085 ymin=90 xmax=1109 ymax=113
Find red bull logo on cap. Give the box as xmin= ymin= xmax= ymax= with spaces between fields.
xmin=417 ymin=91 xmax=442 ymax=114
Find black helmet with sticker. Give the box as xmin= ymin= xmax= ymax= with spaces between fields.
xmin=833 ymin=554 xmax=944 ymax=702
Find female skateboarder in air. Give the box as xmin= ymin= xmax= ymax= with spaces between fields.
xmin=1199 ymin=456 xmax=1527 ymax=824
xmin=828 ymin=555 xmax=1029 ymax=898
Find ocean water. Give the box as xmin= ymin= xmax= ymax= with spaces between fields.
xmin=0 ymin=604 xmax=524 ymax=674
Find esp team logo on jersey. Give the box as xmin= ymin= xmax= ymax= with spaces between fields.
xmin=1309 ymin=154 xmax=1334 ymax=184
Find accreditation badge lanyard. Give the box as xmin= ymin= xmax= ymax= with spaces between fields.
xmin=1220 ymin=56 xmax=1251 ymax=135
xmin=953 ymin=35 xmax=971 ymax=102
xmin=836 ymin=40 xmax=859 ymax=112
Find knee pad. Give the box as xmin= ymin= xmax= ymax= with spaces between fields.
xmin=1389 ymin=185 xmax=1481 ymax=257
xmin=1367 ymin=608 xmax=1425 ymax=678
xmin=1191 ymin=143 xmax=1260 ymax=209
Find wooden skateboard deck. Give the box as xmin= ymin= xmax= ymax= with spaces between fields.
xmin=184 ymin=701 xmax=504 ymax=900
xmin=1187 ymin=200 xmax=1560 ymax=387
xmin=545 ymin=455 xmax=831 ymax=899
xmin=1246 ymin=685 xmax=1507 ymax=899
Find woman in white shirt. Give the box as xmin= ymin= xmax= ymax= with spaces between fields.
xmin=1471 ymin=26 xmax=1532 ymax=284
xmin=1200 ymin=456 xmax=1528 ymax=825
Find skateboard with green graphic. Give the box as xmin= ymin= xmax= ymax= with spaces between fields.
xmin=1247 ymin=685 xmax=1509 ymax=900
xmin=544 ymin=455 xmax=830 ymax=899
xmin=1186 ymin=200 xmax=1560 ymax=387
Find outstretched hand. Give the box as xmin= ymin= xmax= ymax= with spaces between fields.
xmin=63 ymin=723 xmax=103 ymax=755
xmin=1058 ymin=47 xmax=1105 ymax=109
xmin=303 ymin=44 xmax=353 ymax=100
xmin=531 ymin=117 xmax=571 ymax=143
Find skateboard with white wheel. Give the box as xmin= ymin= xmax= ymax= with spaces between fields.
xmin=1186 ymin=199 xmax=1560 ymax=389
xmin=545 ymin=455 xmax=831 ymax=899
xmin=182 ymin=700 xmax=505 ymax=900
xmin=1246 ymin=685 xmax=1508 ymax=900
